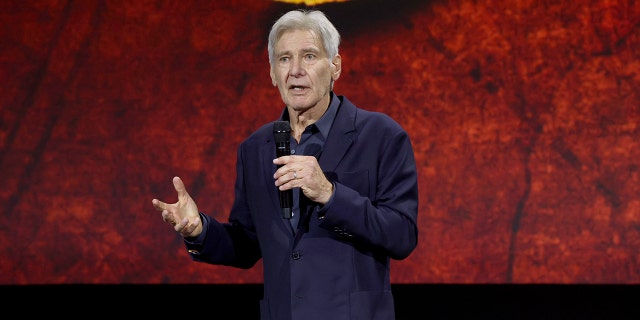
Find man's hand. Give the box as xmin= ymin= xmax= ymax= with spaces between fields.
xmin=273 ymin=155 xmax=334 ymax=205
xmin=152 ymin=176 xmax=203 ymax=238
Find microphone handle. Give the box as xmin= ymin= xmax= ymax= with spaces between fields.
xmin=276 ymin=141 xmax=293 ymax=219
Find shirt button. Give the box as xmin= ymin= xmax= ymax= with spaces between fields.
xmin=291 ymin=149 xmax=296 ymax=155
xmin=291 ymin=252 xmax=301 ymax=260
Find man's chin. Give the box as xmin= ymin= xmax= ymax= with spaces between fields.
xmin=286 ymin=98 xmax=314 ymax=111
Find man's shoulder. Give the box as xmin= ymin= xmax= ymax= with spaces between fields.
xmin=240 ymin=121 xmax=278 ymax=145
xmin=337 ymin=96 xmax=406 ymax=135
xmin=338 ymin=95 xmax=392 ymax=119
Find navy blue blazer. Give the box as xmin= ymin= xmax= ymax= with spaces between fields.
xmin=186 ymin=95 xmax=419 ymax=320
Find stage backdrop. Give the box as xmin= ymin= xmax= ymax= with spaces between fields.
xmin=1 ymin=0 xmax=639 ymax=284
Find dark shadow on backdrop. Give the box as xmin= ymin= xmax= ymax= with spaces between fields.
xmin=267 ymin=0 xmax=432 ymax=38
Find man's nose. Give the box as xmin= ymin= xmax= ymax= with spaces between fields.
xmin=289 ymin=57 xmax=305 ymax=76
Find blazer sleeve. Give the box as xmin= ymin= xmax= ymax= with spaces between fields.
xmin=183 ymin=143 xmax=262 ymax=269
xmin=318 ymin=114 xmax=419 ymax=260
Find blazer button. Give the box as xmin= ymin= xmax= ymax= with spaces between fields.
xmin=291 ymin=252 xmax=301 ymax=260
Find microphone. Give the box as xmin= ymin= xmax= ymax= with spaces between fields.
xmin=273 ymin=121 xmax=293 ymax=219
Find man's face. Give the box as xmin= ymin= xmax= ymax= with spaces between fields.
xmin=270 ymin=29 xmax=341 ymax=112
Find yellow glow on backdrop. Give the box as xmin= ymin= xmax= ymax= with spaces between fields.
xmin=275 ymin=0 xmax=350 ymax=5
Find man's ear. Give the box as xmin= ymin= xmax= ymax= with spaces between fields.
xmin=332 ymin=54 xmax=342 ymax=81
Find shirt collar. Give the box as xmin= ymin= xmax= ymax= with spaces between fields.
xmin=280 ymin=92 xmax=340 ymax=138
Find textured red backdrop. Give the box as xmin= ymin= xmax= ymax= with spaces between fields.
xmin=1 ymin=0 xmax=639 ymax=284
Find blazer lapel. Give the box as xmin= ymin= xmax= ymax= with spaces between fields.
xmin=294 ymin=98 xmax=357 ymax=242
xmin=317 ymin=98 xmax=356 ymax=172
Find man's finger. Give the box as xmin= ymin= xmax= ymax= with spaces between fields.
xmin=152 ymin=198 xmax=166 ymax=211
xmin=160 ymin=210 xmax=177 ymax=227
xmin=173 ymin=176 xmax=192 ymax=199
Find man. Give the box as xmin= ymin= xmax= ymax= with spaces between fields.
xmin=152 ymin=9 xmax=419 ymax=320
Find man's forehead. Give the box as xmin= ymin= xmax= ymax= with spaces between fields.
xmin=276 ymin=29 xmax=323 ymax=51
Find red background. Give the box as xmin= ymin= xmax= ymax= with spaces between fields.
xmin=1 ymin=0 xmax=639 ymax=285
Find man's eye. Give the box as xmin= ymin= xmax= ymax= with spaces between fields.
xmin=279 ymin=57 xmax=290 ymax=63
xmin=305 ymin=54 xmax=315 ymax=60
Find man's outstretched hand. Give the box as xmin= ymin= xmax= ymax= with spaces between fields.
xmin=152 ymin=176 xmax=202 ymax=238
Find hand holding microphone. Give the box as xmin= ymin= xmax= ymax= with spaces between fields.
xmin=273 ymin=122 xmax=334 ymax=208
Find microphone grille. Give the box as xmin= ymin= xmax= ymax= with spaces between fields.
xmin=273 ymin=121 xmax=290 ymax=143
